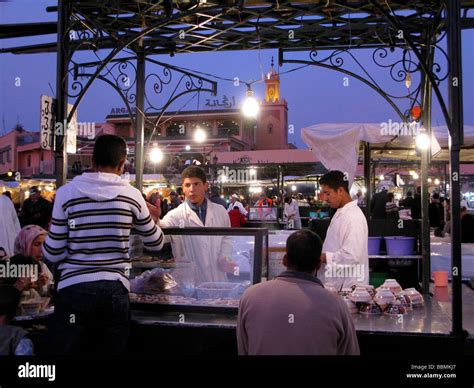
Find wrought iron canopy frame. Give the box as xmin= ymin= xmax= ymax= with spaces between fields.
xmin=2 ymin=1 xmax=474 ymax=55
xmin=68 ymin=55 xmax=217 ymax=129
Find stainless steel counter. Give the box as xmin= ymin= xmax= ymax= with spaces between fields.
xmin=131 ymin=295 xmax=453 ymax=335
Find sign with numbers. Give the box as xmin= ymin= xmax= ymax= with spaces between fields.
xmin=40 ymin=95 xmax=55 ymax=150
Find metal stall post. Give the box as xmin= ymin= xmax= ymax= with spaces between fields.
xmin=447 ymin=0 xmax=464 ymax=337
xmin=420 ymin=34 xmax=433 ymax=295
xmin=364 ymin=142 xmax=371 ymax=219
xmin=54 ymin=0 xmax=71 ymax=188
xmin=134 ymin=46 xmax=146 ymax=192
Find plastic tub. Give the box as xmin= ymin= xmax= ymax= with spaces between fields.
xmin=196 ymin=282 xmax=240 ymax=300
xmin=385 ymin=236 xmax=415 ymax=256
xmin=368 ymin=237 xmax=382 ymax=255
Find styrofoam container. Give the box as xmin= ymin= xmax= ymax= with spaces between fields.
xmin=196 ymin=282 xmax=240 ymax=300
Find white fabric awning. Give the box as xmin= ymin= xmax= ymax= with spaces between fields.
xmin=301 ymin=123 xmax=474 ymax=183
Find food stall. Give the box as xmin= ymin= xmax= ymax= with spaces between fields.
xmin=127 ymin=226 xmax=464 ymax=357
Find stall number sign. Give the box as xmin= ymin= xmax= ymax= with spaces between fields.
xmin=40 ymin=95 xmax=55 ymax=150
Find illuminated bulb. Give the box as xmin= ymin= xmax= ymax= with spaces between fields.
xmin=379 ymin=174 xmax=385 ymax=180
xmin=434 ymin=178 xmax=440 ymax=185
xmin=185 ymin=145 xmax=191 ymax=151
xmin=416 ymin=132 xmax=430 ymax=150
xmin=150 ymin=147 xmax=163 ymax=163
xmin=242 ymin=87 xmax=259 ymax=118
xmin=291 ymin=185 xmax=297 ymax=192
xmin=194 ymin=128 xmax=207 ymax=143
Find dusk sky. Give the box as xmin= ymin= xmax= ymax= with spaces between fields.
xmin=1 ymin=0 xmax=473 ymax=149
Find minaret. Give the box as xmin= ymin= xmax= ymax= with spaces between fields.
xmin=256 ymin=57 xmax=289 ymax=150
xmin=265 ymin=57 xmax=280 ymax=103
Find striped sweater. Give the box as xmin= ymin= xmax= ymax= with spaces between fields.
xmin=42 ymin=172 xmax=164 ymax=291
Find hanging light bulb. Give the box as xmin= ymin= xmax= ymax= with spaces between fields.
xmin=416 ymin=131 xmax=430 ymax=150
xmin=405 ymin=72 xmax=412 ymax=89
xmin=194 ymin=128 xmax=207 ymax=143
xmin=434 ymin=178 xmax=440 ymax=185
xmin=379 ymin=174 xmax=385 ymax=180
xmin=242 ymin=84 xmax=259 ymax=118
xmin=150 ymin=147 xmax=163 ymax=163
xmin=185 ymin=145 xmax=191 ymax=151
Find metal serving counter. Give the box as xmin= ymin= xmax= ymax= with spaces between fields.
xmin=131 ymin=294 xmax=452 ymax=335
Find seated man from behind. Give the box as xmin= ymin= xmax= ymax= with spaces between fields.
xmin=237 ymin=229 xmax=360 ymax=355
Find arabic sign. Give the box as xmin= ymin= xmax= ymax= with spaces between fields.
xmin=204 ymin=95 xmax=236 ymax=109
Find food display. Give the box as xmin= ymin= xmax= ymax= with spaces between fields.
xmin=359 ymin=301 xmax=383 ymax=315
xmin=129 ymin=264 xmax=248 ymax=309
xmin=342 ymin=297 xmax=359 ymax=314
xmin=336 ymin=282 xmax=424 ymax=317
xmin=349 ymin=286 xmax=372 ymax=303
xmin=384 ymin=300 xmax=407 ymax=316
xmin=129 ymin=292 xmax=240 ymax=308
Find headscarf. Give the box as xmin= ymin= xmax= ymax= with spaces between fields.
xmin=14 ymin=225 xmax=47 ymax=257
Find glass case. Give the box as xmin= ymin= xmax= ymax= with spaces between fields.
xmin=247 ymin=206 xmax=277 ymax=221
xmin=129 ymin=227 xmax=268 ymax=313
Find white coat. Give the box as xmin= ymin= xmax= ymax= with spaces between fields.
xmin=284 ymin=199 xmax=302 ymax=229
xmin=317 ymin=200 xmax=369 ymax=290
xmin=227 ymin=200 xmax=248 ymax=216
xmin=160 ymin=200 xmax=233 ymax=286
xmin=0 ymin=195 xmax=21 ymax=256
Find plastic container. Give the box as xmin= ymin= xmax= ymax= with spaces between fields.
xmin=368 ymin=237 xmax=382 ymax=255
xmin=385 ymin=236 xmax=415 ymax=256
xmin=196 ymin=282 xmax=240 ymax=300
xmin=433 ymin=271 xmax=448 ymax=287
xmin=20 ymin=301 xmax=42 ymax=315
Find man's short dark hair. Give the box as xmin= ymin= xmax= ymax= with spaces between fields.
xmin=93 ymin=135 xmax=127 ymax=168
xmin=182 ymin=166 xmax=207 ymax=183
xmin=286 ymin=230 xmax=323 ymax=272
xmin=319 ymin=170 xmax=349 ymax=193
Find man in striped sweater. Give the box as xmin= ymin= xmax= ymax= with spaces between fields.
xmin=43 ymin=135 xmax=164 ymax=355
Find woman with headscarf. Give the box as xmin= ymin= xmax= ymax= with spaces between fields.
xmin=14 ymin=225 xmax=53 ymax=296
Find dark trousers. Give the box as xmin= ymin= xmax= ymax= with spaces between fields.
xmin=47 ymin=280 xmax=130 ymax=356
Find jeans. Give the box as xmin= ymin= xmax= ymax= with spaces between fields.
xmin=47 ymin=280 xmax=130 ymax=356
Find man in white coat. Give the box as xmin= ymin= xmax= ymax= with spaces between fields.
xmin=284 ymin=195 xmax=302 ymax=229
xmin=0 ymin=194 xmax=21 ymax=256
xmin=157 ymin=166 xmax=235 ymax=285
xmin=227 ymin=194 xmax=247 ymax=216
xmin=318 ymin=170 xmax=369 ymax=290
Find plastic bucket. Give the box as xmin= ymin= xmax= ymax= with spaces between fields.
xmin=385 ymin=236 xmax=415 ymax=256
xmin=368 ymin=237 xmax=382 ymax=255
xmin=433 ymin=271 xmax=448 ymax=287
